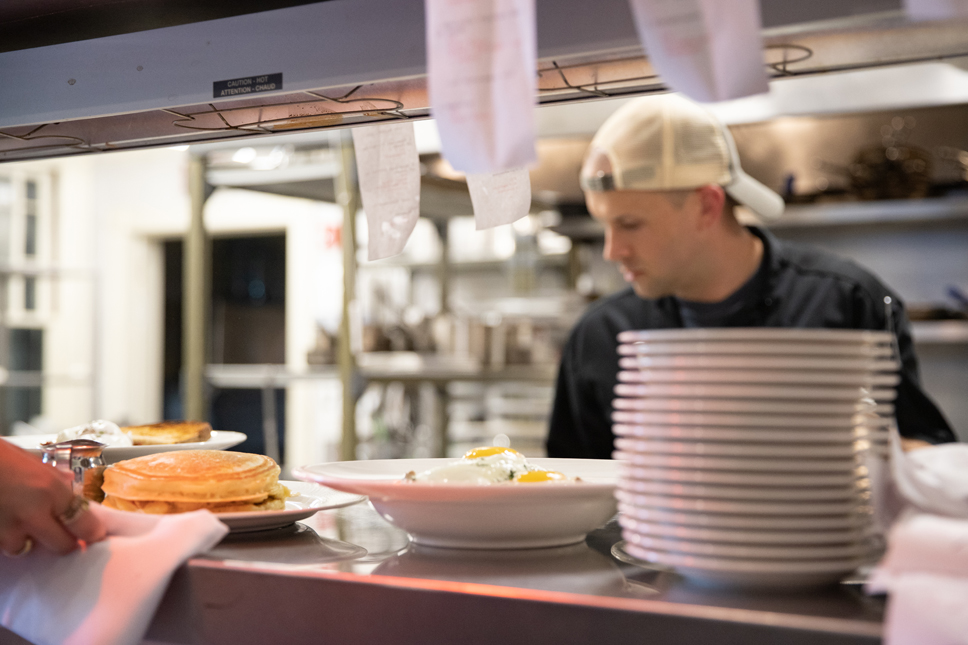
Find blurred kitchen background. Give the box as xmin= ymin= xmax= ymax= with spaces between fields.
xmin=2 ymin=96 xmax=968 ymax=467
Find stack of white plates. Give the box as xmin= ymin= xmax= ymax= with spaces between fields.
xmin=612 ymin=328 xmax=898 ymax=589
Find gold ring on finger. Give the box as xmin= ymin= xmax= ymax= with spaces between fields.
xmin=3 ymin=536 xmax=33 ymax=558
xmin=58 ymin=496 xmax=90 ymax=526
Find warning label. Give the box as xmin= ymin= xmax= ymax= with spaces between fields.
xmin=213 ymin=73 xmax=283 ymax=99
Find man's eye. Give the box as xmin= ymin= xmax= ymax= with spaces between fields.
xmin=617 ymin=220 xmax=641 ymax=231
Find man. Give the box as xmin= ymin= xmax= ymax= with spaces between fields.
xmin=547 ymin=93 xmax=956 ymax=459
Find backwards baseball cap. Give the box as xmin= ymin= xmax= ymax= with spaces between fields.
xmin=580 ymin=94 xmax=784 ymax=220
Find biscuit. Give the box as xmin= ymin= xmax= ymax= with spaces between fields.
xmin=121 ymin=421 xmax=212 ymax=446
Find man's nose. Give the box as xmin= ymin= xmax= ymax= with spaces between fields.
xmin=603 ymin=229 xmax=626 ymax=262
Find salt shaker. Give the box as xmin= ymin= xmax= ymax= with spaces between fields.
xmin=41 ymin=439 xmax=106 ymax=497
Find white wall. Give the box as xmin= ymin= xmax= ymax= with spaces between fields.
xmin=4 ymin=148 xmax=188 ymax=430
xmin=4 ymin=150 xmax=348 ymax=464
xmin=89 ymin=148 xmax=189 ymax=425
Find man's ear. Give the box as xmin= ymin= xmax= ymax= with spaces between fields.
xmin=694 ymin=184 xmax=726 ymax=231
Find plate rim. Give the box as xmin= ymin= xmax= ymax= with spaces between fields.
xmin=616 ymin=328 xmax=894 ymax=343
xmin=212 ymin=480 xmax=366 ymax=533
xmin=215 ymin=480 xmax=366 ymax=519
xmin=2 ymin=429 xmax=248 ymax=454
xmin=292 ymin=457 xmax=619 ymax=502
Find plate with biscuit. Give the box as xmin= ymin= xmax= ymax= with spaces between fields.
xmin=3 ymin=421 xmax=247 ymax=464
xmin=96 ymin=450 xmax=367 ymax=533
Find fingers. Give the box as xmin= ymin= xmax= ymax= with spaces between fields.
xmin=5 ymin=497 xmax=108 ymax=557
xmin=1 ymin=441 xmax=106 ymax=556
xmin=901 ymin=437 xmax=933 ymax=452
xmin=23 ymin=509 xmax=79 ymax=555
xmin=27 ymin=496 xmax=108 ymax=554
xmin=59 ymin=497 xmax=107 ymax=544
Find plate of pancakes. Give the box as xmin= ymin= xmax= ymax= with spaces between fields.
xmin=96 ymin=450 xmax=367 ymax=532
xmin=4 ymin=421 xmax=247 ymax=464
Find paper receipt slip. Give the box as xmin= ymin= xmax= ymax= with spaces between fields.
xmin=629 ymin=0 xmax=769 ymax=102
xmin=425 ymin=0 xmax=538 ymax=174
xmin=467 ymin=167 xmax=531 ymax=230
xmin=352 ymin=122 xmax=421 ymax=261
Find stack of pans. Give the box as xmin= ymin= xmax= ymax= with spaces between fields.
xmin=612 ymin=328 xmax=899 ymax=589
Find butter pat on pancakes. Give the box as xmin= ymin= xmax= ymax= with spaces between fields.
xmin=101 ymin=450 xmax=290 ymax=514
xmin=406 ymin=447 xmax=574 ymax=484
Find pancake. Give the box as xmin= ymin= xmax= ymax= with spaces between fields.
xmin=101 ymin=450 xmax=289 ymax=514
xmin=121 ymin=420 xmax=212 ymax=446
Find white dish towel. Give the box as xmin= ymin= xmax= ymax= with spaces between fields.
xmin=0 ymin=503 xmax=228 ymax=645
xmin=867 ymin=430 xmax=968 ymax=645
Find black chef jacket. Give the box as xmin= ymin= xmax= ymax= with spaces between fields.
xmin=547 ymin=226 xmax=957 ymax=459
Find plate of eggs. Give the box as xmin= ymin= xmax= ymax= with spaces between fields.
xmin=293 ymin=448 xmax=619 ymax=549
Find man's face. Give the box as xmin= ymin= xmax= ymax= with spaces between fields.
xmin=585 ymin=189 xmax=704 ymax=299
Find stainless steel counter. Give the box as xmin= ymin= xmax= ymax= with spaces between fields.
xmin=141 ymin=502 xmax=884 ymax=645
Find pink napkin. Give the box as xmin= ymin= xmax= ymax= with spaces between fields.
xmin=0 ymin=503 xmax=228 ymax=645
xmin=868 ymin=513 xmax=968 ymax=645
xmin=866 ymin=431 xmax=968 ymax=645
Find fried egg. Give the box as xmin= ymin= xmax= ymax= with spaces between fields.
xmin=407 ymin=447 xmax=571 ymax=484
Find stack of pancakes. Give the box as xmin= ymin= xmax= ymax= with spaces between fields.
xmin=101 ymin=450 xmax=289 ymax=514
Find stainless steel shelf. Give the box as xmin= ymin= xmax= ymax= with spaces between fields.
xmin=205 ymin=364 xmax=338 ymax=389
xmin=911 ymin=320 xmax=968 ymax=344
xmin=363 ymin=253 xmax=569 ymax=272
xmin=138 ymin=504 xmax=884 ymax=645
xmin=204 ymin=358 xmax=558 ymax=387
xmin=357 ymin=352 xmax=557 ymax=383
xmin=765 ymin=196 xmax=968 ymax=229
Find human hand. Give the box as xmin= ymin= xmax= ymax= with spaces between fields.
xmin=0 ymin=439 xmax=106 ymax=557
xmin=901 ymin=438 xmax=934 ymax=452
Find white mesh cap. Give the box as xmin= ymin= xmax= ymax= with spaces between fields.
xmin=580 ymin=94 xmax=784 ymax=220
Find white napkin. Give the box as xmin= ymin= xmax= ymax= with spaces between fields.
xmin=0 ymin=504 xmax=228 ymax=645
xmin=890 ymin=433 xmax=968 ymax=517
xmin=867 ymin=430 xmax=968 ymax=645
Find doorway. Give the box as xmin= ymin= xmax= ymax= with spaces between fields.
xmin=163 ymin=233 xmax=287 ymax=456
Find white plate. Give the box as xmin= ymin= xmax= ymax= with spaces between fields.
xmin=617 ymin=540 xmax=864 ymax=590
xmin=215 ymin=481 xmax=366 ymax=533
xmin=613 ymin=436 xmax=865 ymax=459
xmin=611 ymin=450 xmax=861 ymax=473
xmin=612 ymin=423 xmax=886 ymax=444
xmin=292 ymin=458 xmax=619 ymax=549
xmin=614 ymin=456 xmax=866 ymax=487
xmin=614 ymin=382 xmax=897 ymax=401
xmin=619 ymin=515 xmax=872 ymax=544
xmin=611 ymin=410 xmax=892 ymax=429
xmin=3 ymin=430 xmax=248 ymax=464
xmin=611 ymin=397 xmax=894 ymax=416
xmin=617 ymin=342 xmax=894 ymax=357
xmin=618 ymin=477 xmax=869 ymax=501
xmin=617 ymin=502 xmax=873 ymax=530
xmin=621 ymin=528 xmax=871 ymax=560
xmin=617 ymin=328 xmax=894 ymax=344
xmin=618 ymin=354 xmax=899 ymax=371
xmin=616 ymin=369 xmax=900 ymax=387
xmin=615 ymin=489 xmax=865 ymax=516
